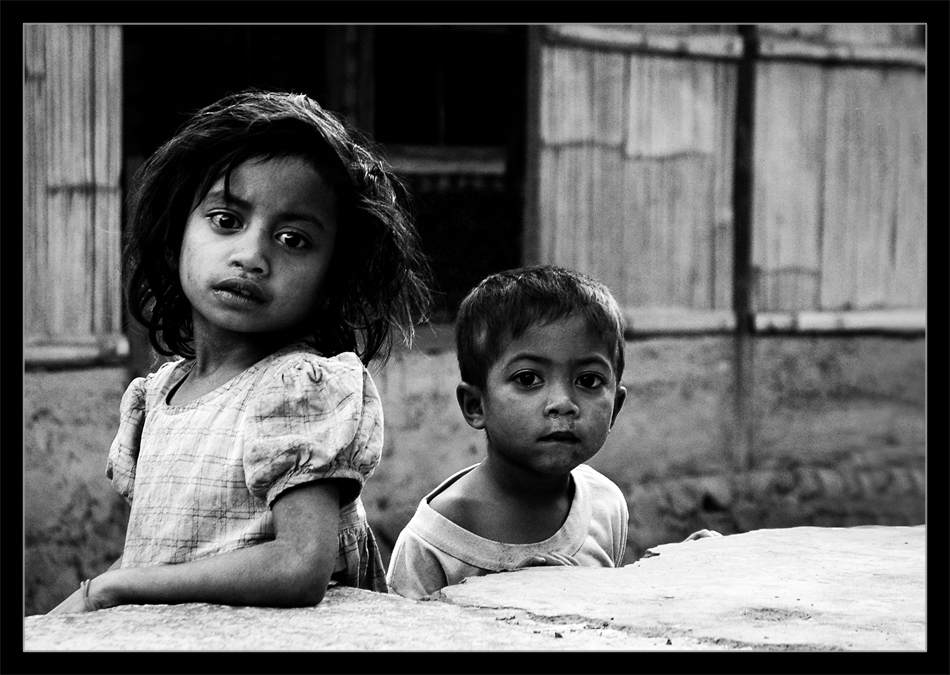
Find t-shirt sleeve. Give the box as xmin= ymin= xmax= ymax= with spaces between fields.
xmin=386 ymin=524 xmax=451 ymax=600
xmin=616 ymin=494 xmax=629 ymax=565
xmin=243 ymin=353 xmax=384 ymax=508
xmin=106 ymin=376 xmax=148 ymax=504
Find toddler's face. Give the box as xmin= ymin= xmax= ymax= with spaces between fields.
xmin=477 ymin=314 xmax=625 ymax=476
xmin=179 ymin=155 xmax=338 ymax=341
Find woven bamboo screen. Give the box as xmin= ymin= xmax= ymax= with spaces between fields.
xmin=24 ymin=25 xmax=125 ymax=365
xmin=753 ymin=25 xmax=926 ymax=313
xmin=530 ymin=24 xmax=926 ymax=331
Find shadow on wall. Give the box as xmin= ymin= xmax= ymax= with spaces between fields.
xmin=23 ymin=334 xmax=925 ymax=614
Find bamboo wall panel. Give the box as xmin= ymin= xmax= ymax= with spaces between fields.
xmin=710 ymin=62 xmax=738 ymax=311
xmin=92 ymin=25 xmax=124 ymax=334
xmin=24 ymin=25 xmax=123 ymax=348
xmin=591 ymin=51 xmax=626 ymax=145
xmin=24 ymin=26 xmax=48 ymax=339
xmin=589 ymin=146 xmax=627 ymax=299
xmin=587 ymin=51 xmax=628 ymax=295
xmin=533 ymin=26 xmax=926 ymax=323
xmin=820 ymin=66 xmax=924 ymax=310
xmin=536 ymin=42 xmax=737 ymax=313
xmin=621 ymin=155 xmax=717 ymax=308
xmin=540 ymin=46 xmax=594 ymax=144
xmin=889 ymin=71 xmax=926 ymax=306
xmin=752 ymin=62 xmax=826 ymax=311
xmin=627 ymin=55 xmax=716 ymax=158
xmin=623 ymin=55 xmax=735 ymax=310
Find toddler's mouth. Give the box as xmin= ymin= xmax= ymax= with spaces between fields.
xmin=540 ymin=431 xmax=580 ymax=443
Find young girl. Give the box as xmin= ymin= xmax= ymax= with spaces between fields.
xmin=49 ymin=90 xmax=432 ymax=613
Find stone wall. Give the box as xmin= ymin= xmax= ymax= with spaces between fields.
xmin=23 ymin=334 xmax=925 ymax=616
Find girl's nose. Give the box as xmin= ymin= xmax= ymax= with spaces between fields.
xmin=229 ymin=228 xmax=269 ymax=275
xmin=544 ymin=383 xmax=579 ymax=418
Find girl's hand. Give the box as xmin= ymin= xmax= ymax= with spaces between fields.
xmin=47 ymin=557 xmax=123 ymax=615
xmin=47 ymin=579 xmax=99 ymax=614
xmin=514 ymin=552 xmax=581 ymax=568
xmin=682 ymin=529 xmax=723 ymax=542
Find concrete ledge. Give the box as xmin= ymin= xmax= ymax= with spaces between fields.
xmin=440 ymin=525 xmax=926 ymax=651
xmin=23 ymin=526 xmax=925 ymax=652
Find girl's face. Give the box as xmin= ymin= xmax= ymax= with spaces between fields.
xmin=179 ymin=155 xmax=338 ymax=344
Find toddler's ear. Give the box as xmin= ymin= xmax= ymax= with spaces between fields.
xmin=456 ymin=382 xmax=486 ymax=430
xmin=610 ymin=385 xmax=627 ymax=427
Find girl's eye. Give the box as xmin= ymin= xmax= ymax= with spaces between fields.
xmin=576 ymin=373 xmax=607 ymax=389
xmin=209 ymin=212 xmax=240 ymax=230
xmin=276 ymin=231 xmax=311 ymax=250
xmin=512 ymin=371 xmax=541 ymax=387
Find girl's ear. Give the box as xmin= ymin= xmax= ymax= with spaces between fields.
xmin=610 ymin=385 xmax=627 ymax=428
xmin=456 ymin=382 xmax=486 ymax=430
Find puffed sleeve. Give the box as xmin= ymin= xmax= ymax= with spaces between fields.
xmin=105 ymin=376 xmax=148 ymax=504
xmin=243 ymin=352 xmax=384 ymax=508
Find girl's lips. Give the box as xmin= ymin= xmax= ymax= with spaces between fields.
xmin=212 ymin=278 xmax=268 ymax=303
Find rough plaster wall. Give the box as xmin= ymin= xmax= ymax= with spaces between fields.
xmin=23 ymin=336 xmax=925 ymax=616
xmin=24 ymin=368 xmax=131 ymax=616
xmin=366 ymin=335 xmax=926 ymax=564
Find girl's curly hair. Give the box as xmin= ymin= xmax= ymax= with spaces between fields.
xmin=124 ymin=90 xmax=433 ymax=366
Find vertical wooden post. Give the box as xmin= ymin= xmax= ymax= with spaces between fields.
xmin=521 ymin=26 xmax=543 ymax=266
xmin=732 ymin=25 xmax=758 ymax=472
xmin=325 ymin=26 xmax=375 ymax=134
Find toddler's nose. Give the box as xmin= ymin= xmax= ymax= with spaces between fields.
xmin=544 ymin=385 xmax=579 ymax=418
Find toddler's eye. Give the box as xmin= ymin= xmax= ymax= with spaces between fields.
xmin=576 ymin=373 xmax=607 ymax=389
xmin=276 ymin=231 xmax=311 ymax=250
xmin=209 ymin=212 xmax=240 ymax=230
xmin=512 ymin=371 xmax=541 ymax=387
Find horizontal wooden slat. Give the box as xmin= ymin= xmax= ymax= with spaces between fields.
xmin=759 ymin=37 xmax=925 ymax=68
xmin=385 ymin=145 xmax=506 ymax=175
xmin=625 ymin=308 xmax=736 ymax=334
xmin=546 ymin=24 xmax=743 ymax=59
xmin=24 ymin=335 xmax=130 ymax=369
xmin=626 ymin=309 xmax=925 ymax=335
xmin=393 ymin=308 xmax=925 ymax=354
xmin=755 ymin=309 xmax=926 ymax=333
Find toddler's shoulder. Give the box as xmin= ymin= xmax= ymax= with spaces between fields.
xmin=574 ymin=463 xmax=621 ymax=488
xmin=574 ymin=464 xmax=627 ymax=503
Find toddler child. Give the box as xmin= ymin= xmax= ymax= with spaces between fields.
xmin=49 ymin=90 xmax=432 ymax=613
xmin=386 ymin=265 xmax=631 ymax=599
xmin=388 ymin=265 xmax=718 ymax=599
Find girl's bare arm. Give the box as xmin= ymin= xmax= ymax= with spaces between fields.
xmin=81 ymin=480 xmax=340 ymax=610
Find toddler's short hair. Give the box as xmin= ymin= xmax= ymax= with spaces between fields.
xmin=455 ymin=265 xmax=626 ymax=389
